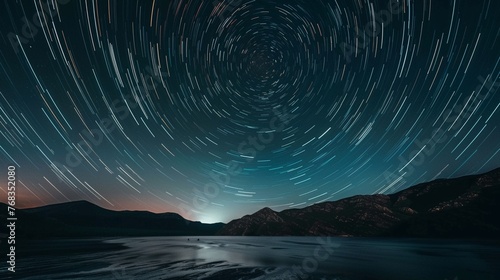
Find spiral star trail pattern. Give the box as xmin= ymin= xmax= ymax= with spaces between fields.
xmin=0 ymin=0 xmax=499 ymax=223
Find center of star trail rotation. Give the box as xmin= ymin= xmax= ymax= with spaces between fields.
xmin=0 ymin=0 xmax=498 ymax=223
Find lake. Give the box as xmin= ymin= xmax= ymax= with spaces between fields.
xmin=6 ymin=237 xmax=500 ymax=279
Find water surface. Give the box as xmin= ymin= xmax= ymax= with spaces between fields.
xmin=8 ymin=237 xmax=500 ymax=279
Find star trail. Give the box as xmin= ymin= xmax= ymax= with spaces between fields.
xmin=0 ymin=0 xmax=499 ymax=223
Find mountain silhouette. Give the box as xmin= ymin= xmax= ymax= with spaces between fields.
xmin=2 ymin=167 xmax=499 ymax=238
xmin=218 ymin=167 xmax=500 ymax=238
xmin=0 ymin=200 xmax=224 ymax=238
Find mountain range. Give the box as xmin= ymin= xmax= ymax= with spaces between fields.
xmin=0 ymin=200 xmax=224 ymax=238
xmin=218 ymin=167 xmax=500 ymax=238
xmin=2 ymin=167 xmax=499 ymax=238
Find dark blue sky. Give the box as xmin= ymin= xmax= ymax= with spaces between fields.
xmin=0 ymin=0 xmax=499 ymax=223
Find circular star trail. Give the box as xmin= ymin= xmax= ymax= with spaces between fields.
xmin=0 ymin=0 xmax=499 ymax=222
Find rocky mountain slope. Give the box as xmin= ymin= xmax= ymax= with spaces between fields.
xmin=218 ymin=168 xmax=500 ymax=238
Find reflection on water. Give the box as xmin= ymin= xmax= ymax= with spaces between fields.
xmin=8 ymin=237 xmax=500 ymax=279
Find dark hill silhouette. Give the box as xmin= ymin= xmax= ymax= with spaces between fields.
xmin=0 ymin=201 xmax=223 ymax=238
xmin=218 ymin=167 xmax=500 ymax=238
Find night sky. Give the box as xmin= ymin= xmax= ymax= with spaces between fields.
xmin=0 ymin=0 xmax=499 ymax=223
